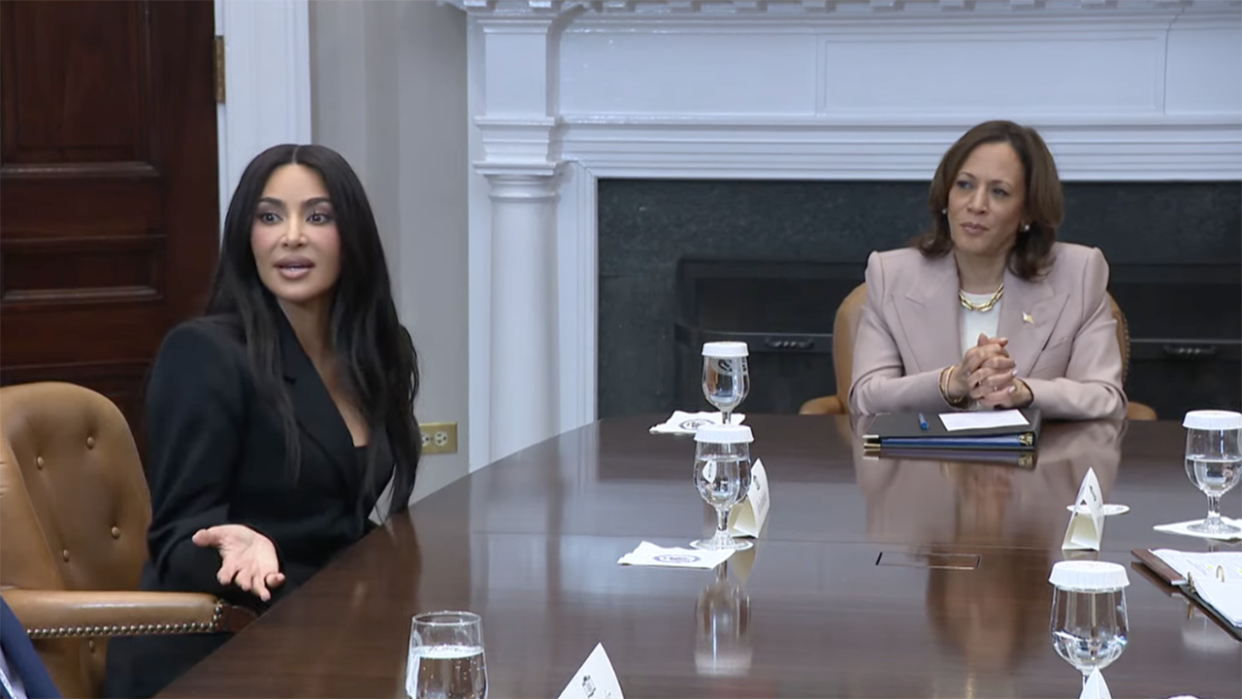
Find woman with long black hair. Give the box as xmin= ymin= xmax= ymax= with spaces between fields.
xmin=106 ymin=144 xmax=421 ymax=698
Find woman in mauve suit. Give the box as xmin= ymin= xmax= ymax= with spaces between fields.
xmin=849 ymin=120 xmax=1127 ymax=421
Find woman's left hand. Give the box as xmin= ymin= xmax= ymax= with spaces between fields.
xmin=974 ymin=377 xmax=1034 ymax=410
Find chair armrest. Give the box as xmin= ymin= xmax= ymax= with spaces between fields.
xmin=1 ymin=588 xmax=256 ymax=639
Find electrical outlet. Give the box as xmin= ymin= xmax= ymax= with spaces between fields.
xmin=420 ymin=422 xmax=458 ymax=455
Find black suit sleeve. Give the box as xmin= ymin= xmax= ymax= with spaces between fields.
xmin=143 ymin=323 xmax=246 ymax=599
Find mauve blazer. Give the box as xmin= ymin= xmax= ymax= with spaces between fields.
xmin=848 ymin=242 xmax=1127 ymax=420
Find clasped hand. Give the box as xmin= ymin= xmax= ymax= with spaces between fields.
xmin=192 ymin=524 xmax=285 ymax=602
xmin=947 ymin=333 xmax=1032 ymax=409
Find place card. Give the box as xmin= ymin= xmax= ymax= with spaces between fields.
xmin=1079 ymin=668 xmax=1112 ymax=699
xmin=557 ymin=643 xmax=624 ymax=699
xmin=728 ymin=458 xmax=769 ymax=538
xmin=1063 ymin=467 xmax=1105 ymax=551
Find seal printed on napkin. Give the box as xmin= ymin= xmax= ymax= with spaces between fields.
xmin=649 ymin=411 xmax=746 ymax=435
xmin=618 ymin=542 xmax=734 ymax=569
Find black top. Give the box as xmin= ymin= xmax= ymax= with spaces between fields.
xmin=104 ymin=312 xmax=405 ymax=698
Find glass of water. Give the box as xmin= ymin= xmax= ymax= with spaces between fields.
xmin=702 ymin=342 xmax=750 ymax=425
xmin=1049 ymin=561 xmax=1130 ymax=689
xmin=407 ymin=611 xmax=487 ymax=699
xmin=691 ymin=424 xmax=754 ymax=552
xmin=1182 ymin=410 xmax=1242 ymax=536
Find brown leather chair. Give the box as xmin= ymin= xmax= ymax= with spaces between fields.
xmin=0 ymin=382 xmax=253 ymax=698
xmin=799 ymin=285 xmax=1158 ymax=420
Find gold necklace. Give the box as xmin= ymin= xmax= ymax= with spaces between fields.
xmin=959 ymin=284 xmax=1004 ymax=312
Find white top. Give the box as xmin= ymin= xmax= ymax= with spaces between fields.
xmin=959 ymin=291 xmax=1002 ymax=356
xmin=1049 ymin=560 xmax=1130 ymax=592
xmin=695 ymin=424 xmax=754 ymax=444
xmin=702 ymin=341 xmax=748 ymax=358
xmin=1183 ymin=410 xmax=1242 ymax=431
xmin=0 ymin=649 xmax=27 ymax=699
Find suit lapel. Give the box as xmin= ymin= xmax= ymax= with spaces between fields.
xmin=997 ymin=266 xmax=1068 ymax=379
xmin=894 ymin=253 xmax=962 ymax=373
xmin=277 ymin=311 xmax=358 ymax=489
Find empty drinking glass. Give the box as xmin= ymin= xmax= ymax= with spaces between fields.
xmin=1049 ymin=561 xmax=1130 ymax=689
xmin=407 ymin=611 xmax=487 ymax=699
xmin=691 ymin=424 xmax=753 ymax=552
xmin=1182 ymin=410 xmax=1242 ymax=536
xmin=702 ymin=342 xmax=749 ymax=425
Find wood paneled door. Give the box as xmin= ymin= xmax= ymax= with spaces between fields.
xmin=0 ymin=0 xmax=220 ymax=447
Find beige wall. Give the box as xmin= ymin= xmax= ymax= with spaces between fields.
xmin=309 ymin=0 xmax=470 ymax=502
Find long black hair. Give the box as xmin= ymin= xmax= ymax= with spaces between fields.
xmin=206 ymin=144 xmax=420 ymax=516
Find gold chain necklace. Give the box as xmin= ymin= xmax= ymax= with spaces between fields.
xmin=959 ymin=284 xmax=1004 ymax=312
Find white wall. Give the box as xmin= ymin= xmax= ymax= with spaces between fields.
xmin=309 ymin=0 xmax=470 ymax=502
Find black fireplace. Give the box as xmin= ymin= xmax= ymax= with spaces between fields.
xmin=597 ymin=179 xmax=1242 ymax=421
xmin=673 ymin=258 xmax=864 ymax=415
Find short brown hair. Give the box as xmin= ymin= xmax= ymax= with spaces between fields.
xmin=914 ymin=120 xmax=1064 ymax=280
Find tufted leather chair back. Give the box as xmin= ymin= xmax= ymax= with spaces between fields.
xmin=0 ymin=381 xmax=154 ymax=697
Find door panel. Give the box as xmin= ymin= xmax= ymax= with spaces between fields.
xmin=0 ymin=0 xmax=219 ymax=447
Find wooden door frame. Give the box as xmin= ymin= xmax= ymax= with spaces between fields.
xmin=215 ymin=0 xmax=313 ymax=231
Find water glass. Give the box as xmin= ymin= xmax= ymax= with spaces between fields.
xmin=702 ymin=341 xmax=749 ymax=425
xmin=407 ymin=611 xmax=487 ymax=699
xmin=1182 ymin=410 xmax=1242 ymax=535
xmin=1049 ymin=561 xmax=1130 ymax=688
xmin=691 ymin=424 xmax=753 ymax=551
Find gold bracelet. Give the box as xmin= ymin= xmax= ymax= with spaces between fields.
xmin=939 ymin=366 xmax=970 ymax=409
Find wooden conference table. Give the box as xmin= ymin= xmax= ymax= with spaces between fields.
xmin=160 ymin=415 xmax=1241 ymax=698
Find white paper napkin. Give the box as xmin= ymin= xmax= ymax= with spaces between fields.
xmin=617 ymin=541 xmax=734 ymax=569
xmin=1154 ymin=517 xmax=1242 ymax=542
xmin=649 ymin=411 xmax=745 ymax=435
xmin=1080 ymin=668 xmax=1112 ymax=699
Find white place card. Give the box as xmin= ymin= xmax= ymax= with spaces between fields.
xmin=728 ymin=459 xmax=769 ymax=538
xmin=557 ymin=643 xmax=625 ymax=699
xmin=1080 ymin=668 xmax=1112 ymax=699
xmin=1063 ymin=467 xmax=1105 ymax=551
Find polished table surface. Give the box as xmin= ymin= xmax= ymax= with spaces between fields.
xmin=161 ymin=416 xmax=1241 ymax=698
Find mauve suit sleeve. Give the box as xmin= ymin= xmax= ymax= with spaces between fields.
xmin=1023 ymin=247 xmax=1127 ymax=420
xmin=849 ymin=252 xmax=950 ymax=414
xmin=144 ymin=323 xmax=245 ymax=599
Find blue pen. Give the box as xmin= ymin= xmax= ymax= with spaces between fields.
xmin=918 ymin=413 xmax=930 ymax=430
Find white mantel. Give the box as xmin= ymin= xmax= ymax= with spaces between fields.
xmin=453 ymin=0 xmax=1242 ymax=466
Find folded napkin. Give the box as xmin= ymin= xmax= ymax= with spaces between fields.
xmin=618 ymin=541 xmax=734 ymax=569
xmin=1154 ymin=517 xmax=1242 ymax=542
xmin=649 ymin=411 xmax=746 ymax=435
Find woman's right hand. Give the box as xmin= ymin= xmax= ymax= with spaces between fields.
xmin=192 ymin=524 xmax=285 ymax=602
xmin=947 ymin=334 xmax=1017 ymax=402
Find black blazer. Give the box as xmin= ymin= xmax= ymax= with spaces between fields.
xmin=1 ymin=597 xmax=61 ymax=699
xmin=105 ymin=312 xmax=408 ymax=698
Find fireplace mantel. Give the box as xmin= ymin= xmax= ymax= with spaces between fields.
xmin=450 ymin=0 xmax=1242 ymax=466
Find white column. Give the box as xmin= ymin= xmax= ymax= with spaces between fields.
xmin=469 ymin=7 xmax=576 ymax=461
xmin=482 ymin=167 xmax=560 ymax=461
